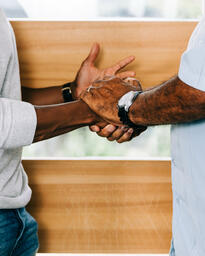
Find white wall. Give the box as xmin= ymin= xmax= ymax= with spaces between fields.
xmin=19 ymin=0 xmax=98 ymax=19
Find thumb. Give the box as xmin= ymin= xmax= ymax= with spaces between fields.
xmin=86 ymin=42 xmax=100 ymax=65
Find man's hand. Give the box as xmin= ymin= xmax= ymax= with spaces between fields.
xmin=89 ymin=77 xmax=147 ymax=143
xmin=80 ymin=76 xmax=139 ymax=125
xmin=71 ymin=43 xmax=136 ymax=99
xmin=90 ymin=122 xmax=147 ymax=143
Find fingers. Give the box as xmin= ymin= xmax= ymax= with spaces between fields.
xmin=90 ymin=123 xmax=147 ymax=143
xmin=89 ymin=121 xmax=108 ymax=132
xmin=107 ymin=127 xmax=129 ymax=141
xmin=112 ymin=126 xmax=147 ymax=143
xmin=89 ymin=125 xmax=101 ymax=132
xmin=117 ymin=71 xmax=136 ymax=79
xmin=80 ymin=75 xmax=137 ymax=125
xmin=97 ymin=124 xmax=117 ymax=138
xmin=117 ymin=128 xmax=134 ymax=143
xmin=86 ymin=42 xmax=100 ymax=65
xmin=123 ymin=77 xmax=142 ymax=90
xmin=124 ymin=77 xmax=138 ymax=83
xmin=94 ymin=124 xmax=134 ymax=143
xmin=111 ymin=56 xmax=135 ymax=74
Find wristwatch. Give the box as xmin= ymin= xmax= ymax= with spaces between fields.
xmin=117 ymin=90 xmax=142 ymax=128
xmin=62 ymin=82 xmax=74 ymax=102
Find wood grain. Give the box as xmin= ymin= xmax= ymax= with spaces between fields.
xmin=11 ymin=21 xmax=196 ymax=89
xmin=23 ymin=159 xmax=172 ymax=253
xmin=12 ymin=21 xmax=194 ymax=252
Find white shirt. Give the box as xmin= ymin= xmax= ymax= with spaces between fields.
xmin=170 ymin=15 xmax=205 ymax=255
xmin=0 ymin=10 xmax=37 ymax=209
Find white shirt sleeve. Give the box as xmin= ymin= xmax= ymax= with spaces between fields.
xmin=178 ymin=15 xmax=205 ymax=92
xmin=0 ymin=98 xmax=37 ymax=149
xmin=178 ymin=45 xmax=205 ymax=92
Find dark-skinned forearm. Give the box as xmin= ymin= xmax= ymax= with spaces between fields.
xmin=22 ymin=86 xmax=65 ymax=105
xmin=129 ymin=76 xmax=205 ymax=126
xmin=34 ymin=100 xmax=97 ymax=142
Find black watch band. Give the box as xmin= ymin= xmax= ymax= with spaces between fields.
xmin=118 ymin=105 xmax=138 ymax=129
xmin=62 ymin=82 xmax=74 ymax=102
xmin=117 ymin=91 xmax=142 ymax=129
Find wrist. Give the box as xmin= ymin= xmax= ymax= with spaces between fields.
xmin=128 ymin=93 xmax=144 ymax=125
xmin=69 ymin=81 xmax=79 ymax=100
xmin=118 ymin=90 xmax=142 ymax=128
xmin=70 ymin=80 xmax=84 ymax=100
xmin=62 ymin=82 xmax=75 ymax=102
xmin=76 ymin=100 xmax=99 ymax=125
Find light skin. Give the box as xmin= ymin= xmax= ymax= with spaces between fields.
xmin=80 ymin=75 xmax=205 ymax=127
xmin=22 ymin=43 xmax=146 ymax=143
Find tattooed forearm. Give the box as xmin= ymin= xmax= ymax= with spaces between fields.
xmin=129 ymin=76 xmax=205 ymax=126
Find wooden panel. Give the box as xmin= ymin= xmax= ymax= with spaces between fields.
xmin=23 ymin=159 xmax=172 ymax=253
xmin=11 ymin=21 xmax=196 ymax=89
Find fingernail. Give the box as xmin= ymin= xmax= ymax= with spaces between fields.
xmin=121 ymin=126 xmax=129 ymax=131
xmin=128 ymin=128 xmax=134 ymax=134
xmin=123 ymin=127 xmax=129 ymax=132
xmin=90 ymin=126 xmax=99 ymax=132
xmin=107 ymin=124 xmax=116 ymax=133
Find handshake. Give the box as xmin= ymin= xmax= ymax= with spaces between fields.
xmin=71 ymin=43 xmax=147 ymax=143
xmin=80 ymin=76 xmax=147 ymax=142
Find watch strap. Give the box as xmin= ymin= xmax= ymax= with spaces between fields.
xmin=117 ymin=90 xmax=142 ymax=128
xmin=62 ymin=82 xmax=74 ymax=102
xmin=118 ymin=105 xmax=137 ymax=128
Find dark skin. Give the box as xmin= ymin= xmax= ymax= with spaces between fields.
xmin=22 ymin=86 xmax=65 ymax=106
xmin=22 ymin=43 xmax=145 ymax=143
xmin=90 ymin=77 xmax=147 ymax=142
xmin=34 ymin=100 xmax=98 ymax=142
xmin=80 ymin=77 xmax=141 ymax=125
xmin=80 ymin=75 xmax=205 ymax=127
xmin=129 ymin=76 xmax=205 ymax=126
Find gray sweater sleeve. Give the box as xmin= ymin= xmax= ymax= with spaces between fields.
xmin=0 ymin=98 xmax=37 ymax=149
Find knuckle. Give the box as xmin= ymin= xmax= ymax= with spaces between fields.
xmin=122 ymin=134 xmax=131 ymax=142
xmin=89 ymin=126 xmax=95 ymax=132
xmin=115 ymin=64 xmax=121 ymax=70
xmin=97 ymin=132 xmax=105 ymax=137
xmin=101 ymin=133 xmax=109 ymax=138
xmin=109 ymin=135 xmax=119 ymax=141
xmin=107 ymin=137 xmax=115 ymax=141
xmin=117 ymin=136 xmax=126 ymax=143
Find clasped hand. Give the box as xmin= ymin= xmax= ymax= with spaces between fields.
xmin=73 ymin=43 xmax=146 ymax=143
xmin=81 ymin=76 xmax=147 ymax=141
xmin=81 ymin=76 xmax=138 ymax=125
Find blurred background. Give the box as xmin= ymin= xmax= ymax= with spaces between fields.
xmin=1 ymin=0 xmax=202 ymax=19
xmin=0 ymin=0 xmax=203 ymax=158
